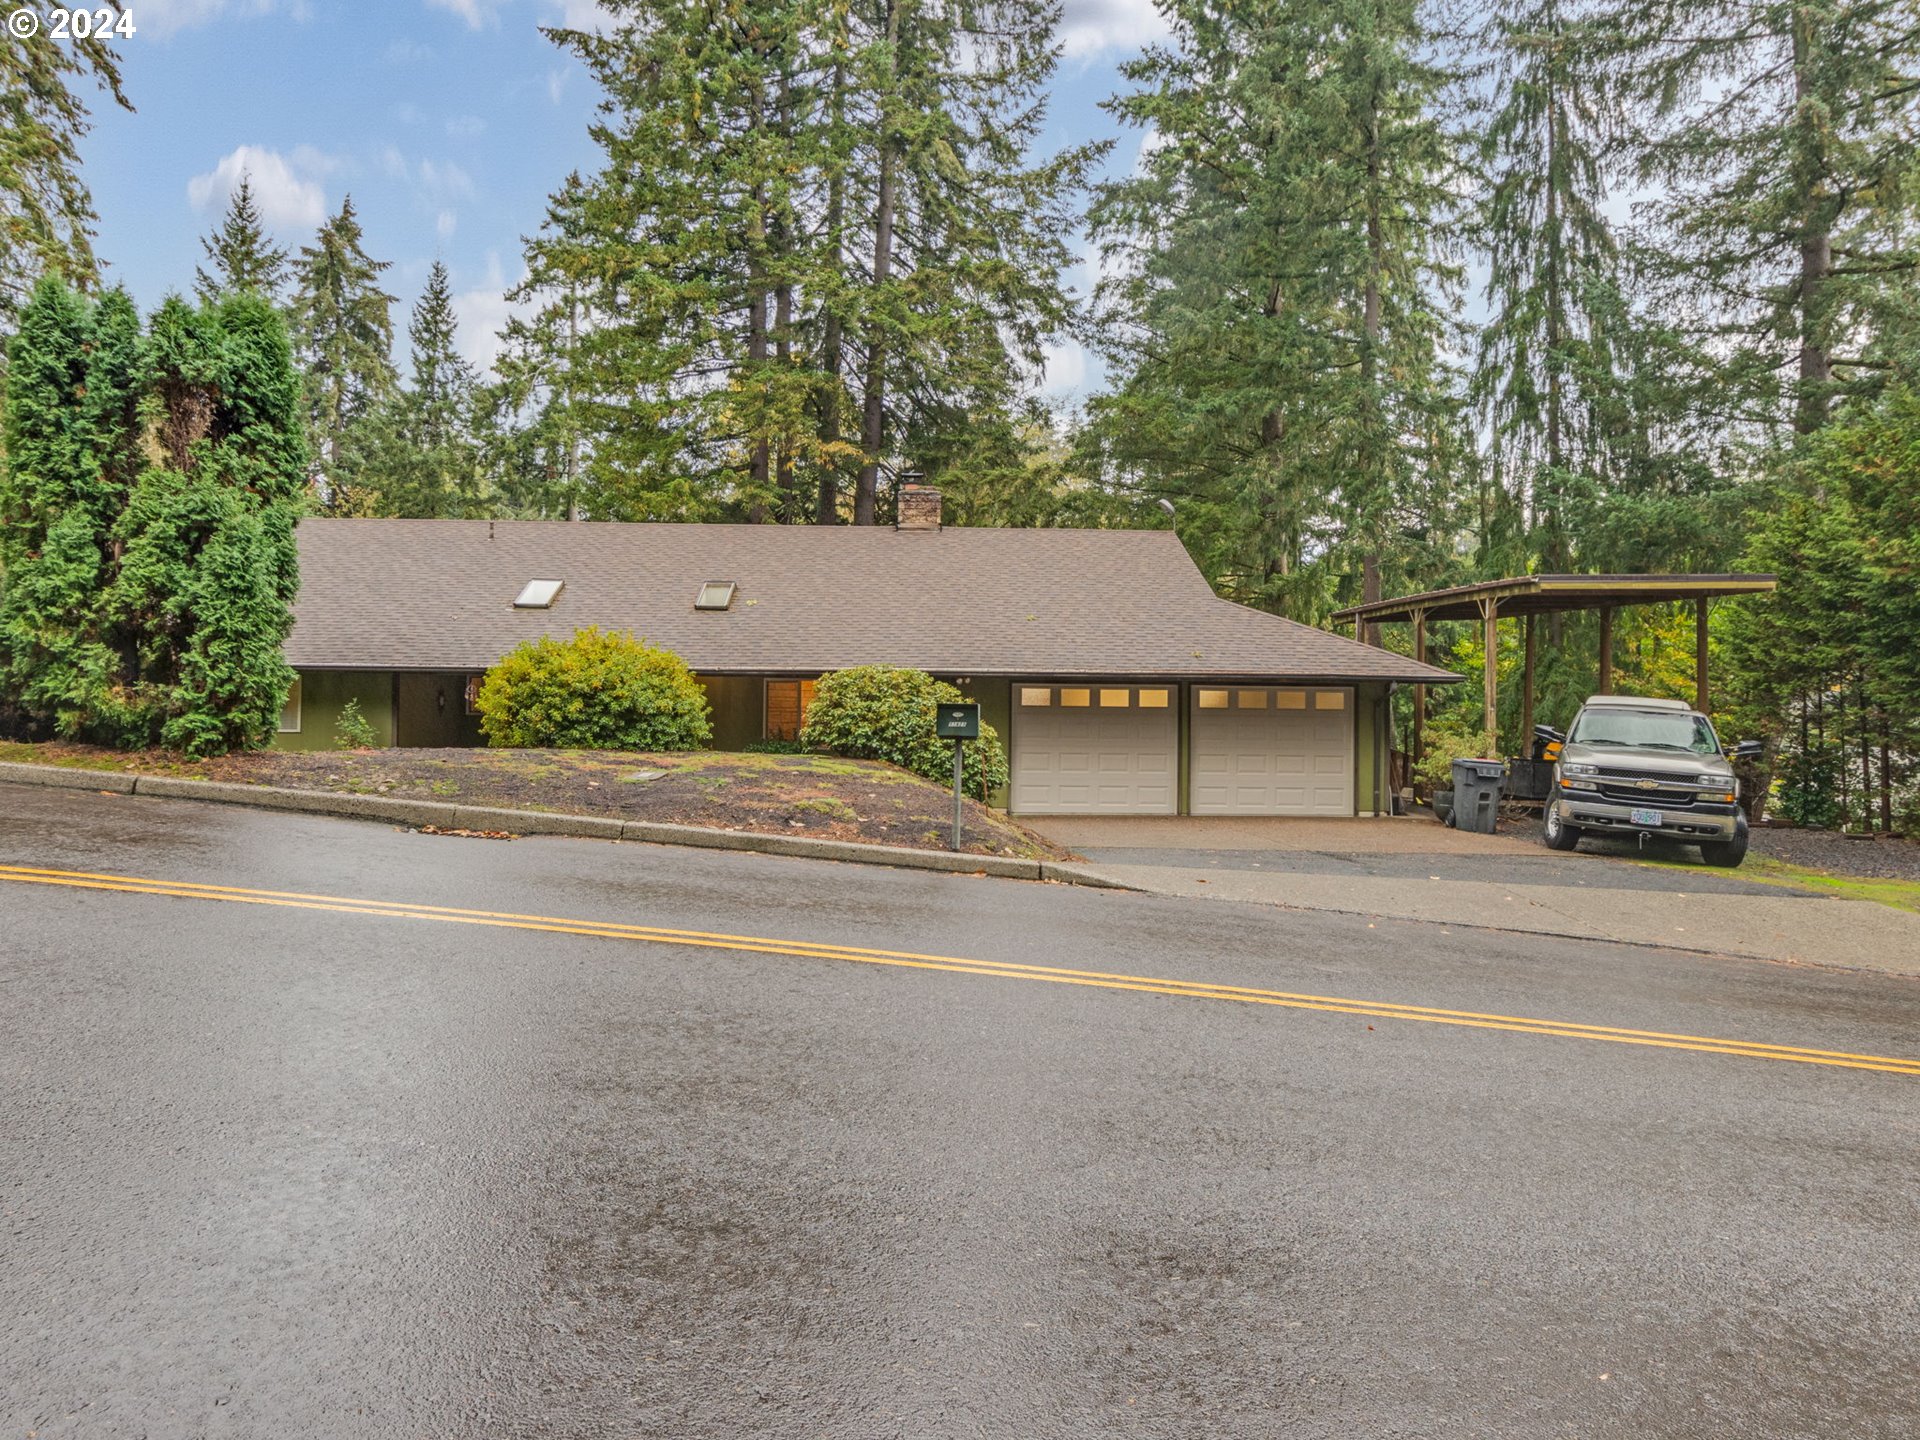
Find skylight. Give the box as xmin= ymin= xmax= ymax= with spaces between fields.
xmin=514 ymin=579 xmax=564 ymax=609
xmin=694 ymin=580 xmax=737 ymax=611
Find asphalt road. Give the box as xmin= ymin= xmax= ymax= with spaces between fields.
xmin=4 ymin=782 xmax=1919 ymax=1439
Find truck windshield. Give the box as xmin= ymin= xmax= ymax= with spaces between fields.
xmin=1569 ymin=709 xmax=1720 ymax=754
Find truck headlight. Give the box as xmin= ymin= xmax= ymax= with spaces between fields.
xmin=1564 ymin=762 xmax=1598 ymax=777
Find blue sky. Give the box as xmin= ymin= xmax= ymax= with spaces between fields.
xmin=76 ymin=0 xmax=1169 ymax=398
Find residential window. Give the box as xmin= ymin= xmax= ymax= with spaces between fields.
xmin=1197 ymin=689 xmax=1228 ymax=709
xmin=1099 ymin=688 xmax=1131 ymax=708
xmin=1138 ymin=689 xmax=1170 ymax=708
xmin=1275 ymin=689 xmax=1307 ymax=710
xmin=765 ymin=678 xmax=818 ymax=741
xmin=1019 ymin=687 xmax=1052 ymax=707
xmin=464 ymin=675 xmax=484 ymax=716
xmin=1059 ymin=688 xmax=1091 ymax=707
xmin=695 ymin=581 xmax=737 ymax=611
xmin=1315 ymin=690 xmax=1347 ymax=710
xmin=1236 ymin=689 xmax=1268 ymax=709
xmin=278 ymin=676 xmax=302 ymax=734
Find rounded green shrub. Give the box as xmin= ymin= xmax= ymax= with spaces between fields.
xmin=800 ymin=665 xmax=1009 ymax=799
xmin=476 ymin=627 xmax=712 ymax=751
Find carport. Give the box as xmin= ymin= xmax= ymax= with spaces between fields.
xmin=1332 ymin=574 xmax=1778 ymax=763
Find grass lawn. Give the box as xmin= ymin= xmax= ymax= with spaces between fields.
xmin=0 ymin=741 xmax=1069 ymax=861
xmin=1626 ymin=849 xmax=1920 ymax=916
xmin=1722 ymin=854 xmax=1920 ymax=915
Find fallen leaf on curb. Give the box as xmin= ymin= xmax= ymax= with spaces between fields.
xmin=413 ymin=825 xmax=516 ymax=840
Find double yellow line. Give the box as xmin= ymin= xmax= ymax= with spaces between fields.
xmin=4 ymin=861 xmax=1917 ymax=1078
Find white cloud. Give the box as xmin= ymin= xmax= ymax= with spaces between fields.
xmin=187 ymin=145 xmax=329 ymax=231
xmin=1041 ymin=339 xmax=1088 ymax=397
xmin=452 ymin=253 xmax=531 ymax=376
xmin=546 ymin=67 xmax=571 ymax=105
xmin=446 ymin=115 xmax=488 ymax=139
xmin=544 ymin=0 xmax=612 ymax=31
xmin=418 ymin=159 xmax=476 ymax=202
xmin=436 ymin=210 xmax=459 ymax=243
xmin=1058 ymin=0 xmax=1168 ymax=58
xmin=424 ymin=0 xmax=507 ymax=26
xmin=136 ymin=0 xmax=306 ymax=37
xmin=378 ymin=144 xmax=410 ymax=181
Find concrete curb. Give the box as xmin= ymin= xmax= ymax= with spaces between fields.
xmin=0 ymin=761 xmax=1127 ymax=888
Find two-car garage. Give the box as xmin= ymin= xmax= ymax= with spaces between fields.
xmin=1009 ymin=683 xmax=1356 ymax=816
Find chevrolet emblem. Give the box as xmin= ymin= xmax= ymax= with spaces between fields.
xmin=1633 ymin=779 xmax=1661 ymax=790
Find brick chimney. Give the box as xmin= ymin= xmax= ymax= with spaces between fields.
xmin=895 ymin=478 xmax=942 ymax=531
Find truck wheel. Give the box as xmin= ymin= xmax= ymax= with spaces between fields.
xmin=1702 ymin=817 xmax=1750 ymax=868
xmin=1543 ymin=799 xmax=1581 ymax=851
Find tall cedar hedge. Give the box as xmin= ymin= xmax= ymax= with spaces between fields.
xmin=0 ymin=277 xmax=306 ymax=754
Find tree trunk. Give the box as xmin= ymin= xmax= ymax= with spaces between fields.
xmin=745 ymin=69 xmax=770 ymax=522
xmin=1359 ymin=68 xmax=1384 ymax=643
xmin=855 ymin=0 xmax=901 ymax=527
xmin=1793 ymin=16 xmax=1833 ymax=436
xmin=815 ymin=57 xmax=847 ymax=525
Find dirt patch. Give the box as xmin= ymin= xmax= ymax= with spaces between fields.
xmin=0 ymin=741 xmax=1071 ymax=861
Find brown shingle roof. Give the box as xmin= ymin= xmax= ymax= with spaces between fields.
xmin=286 ymin=518 xmax=1461 ymax=683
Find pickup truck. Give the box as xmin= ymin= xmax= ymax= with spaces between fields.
xmin=1543 ymin=695 xmax=1759 ymax=867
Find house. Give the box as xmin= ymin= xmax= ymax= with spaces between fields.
xmin=278 ymin=486 xmax=1459 ymax=816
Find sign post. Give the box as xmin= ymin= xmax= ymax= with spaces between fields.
xmin=934 ymin=703 xmax=981 ymax=851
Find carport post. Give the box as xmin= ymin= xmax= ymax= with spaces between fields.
xmin=1520 ymin=613 xmax=1536 ymax=742
xmin=1597 ymin=606 xmax=1614 ymax=695
xmin=1481 ymin=597 xmax=1499 ymax=758
xmin=1695 ymin=599 xmax=1710 ymax=713
xmin=1411 ymin=608 xmax=1428 ymax=771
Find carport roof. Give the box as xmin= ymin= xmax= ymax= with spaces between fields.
xmin=1331 ymin=573 xmax=1777 ymax=626
xmin=287 ymin=518 xmax=1462 ymax=683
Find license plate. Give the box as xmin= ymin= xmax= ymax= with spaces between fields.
xmin=1629 ymin=807 xmax=1663 ymax=827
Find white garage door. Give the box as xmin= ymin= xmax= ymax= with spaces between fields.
xmin=1011 ymin=684 xmax=1177 ymax=814
xmin=1191 ymin=687 xmax=1354 ymax=816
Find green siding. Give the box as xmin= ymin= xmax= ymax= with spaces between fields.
xmin=1354 ymin=680 xmax=1389 ymax=816
xmin=700 ymin=674 xmax=763 ymax=751
xmin=946 ymin=675 xmax=1011 ymax=810
xmin=272 ymin=670 xmax=395 ymax=752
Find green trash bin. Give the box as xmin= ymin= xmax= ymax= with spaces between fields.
xmin=1450 ymin=759 xmax=1505 ymax=835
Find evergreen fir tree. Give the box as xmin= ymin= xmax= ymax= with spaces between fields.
xmin=1085 ymin=0 xmax=1466 ymax=619
xmin=507 ymin=0 xmax=1095 ymax=522
xmin=0 ymin=12 xmax=131 ymax=329
xmin=360 ymin=262 xmax=486 ymax=517
xmin=193 ymin=176 xmax=291 ymax=305
xmin=289 ymin=196 xmax=397 ymax=514
xmin=1598 ymin=0 xmax=1920 ymax=435
xmin=1472 ymin=0 xmax=1621 ymax=574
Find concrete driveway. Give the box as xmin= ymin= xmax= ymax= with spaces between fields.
xmin=1033 ymin=814 xmax=1920 ymax=974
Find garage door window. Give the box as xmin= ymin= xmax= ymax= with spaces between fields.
xmin=1236 ymin=689 xmax=1267 ymax=708
xmin=1138 ymin=689 xmax=1169 ymax=708
xmin=1197 ymin=689 xmax=1229 ymax=709
xmin=1315 ymin=690 xmax=1346 ymax=710
xmin=1020 ymin=687 xmax=1052 ymax=706
xmin=1060 ymin=688 xmax=1091 ymax=707
xmin=1100 ymin=688 xmax=1131 ymax=707
xmin=1275 ymin=689 xmax=1306 ymax=709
